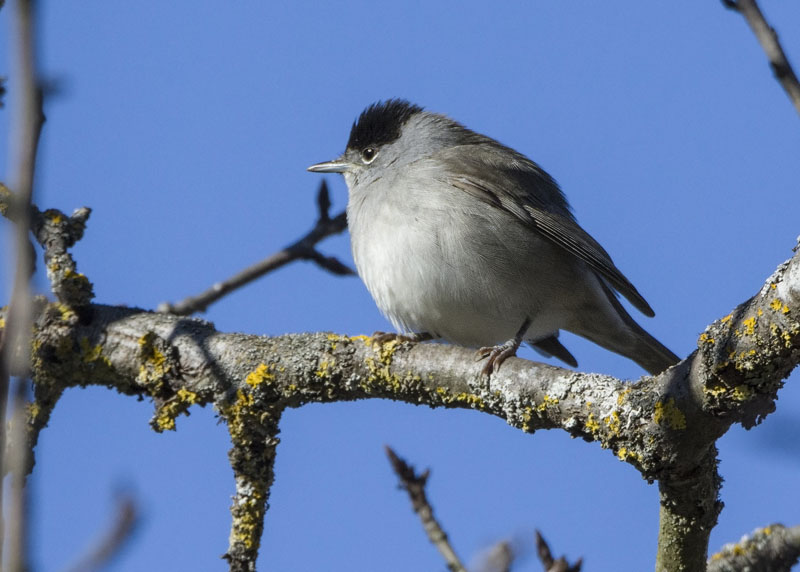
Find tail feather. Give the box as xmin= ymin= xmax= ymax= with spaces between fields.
xmin=570 ymin=278 xmax=680 ymax=375
xmin=529 ymin=335 xmax=579 ymax=368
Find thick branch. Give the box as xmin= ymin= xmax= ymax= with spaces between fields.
xmin=2 ymin=238 xmax=797 ymax=569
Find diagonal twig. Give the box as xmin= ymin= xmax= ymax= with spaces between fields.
xmin=723 ymin=0 xmax=800 ymax=117
xmin=158 ymin=179 xmax=353 ymax=316
xmin=385 ymin=446 xmax=467 ymax=572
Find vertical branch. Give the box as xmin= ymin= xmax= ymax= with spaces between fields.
xmin=220 ymin=392 xmax=283 ymax=572
xmin=655 ymin=450 xmax=723 ymax=572
xmin=5 ymin=381 xmax=31 ymax=572
xmin=1 ymin=1 xmax=44 ymax=570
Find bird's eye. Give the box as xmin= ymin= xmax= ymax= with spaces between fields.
xmin=361 ymin=148 xmax=377 ymax=163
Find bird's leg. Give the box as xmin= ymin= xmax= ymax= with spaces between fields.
xmin=371 ymin=331 xmax=434 ymax=344
xmin=477 ymin=318 xmax=531 ymax=375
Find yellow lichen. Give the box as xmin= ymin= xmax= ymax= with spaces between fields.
xmin=720 ymin=313 xmax=733 ymax=324
xmin=246 ymin=363 xmax=276 ymax=387
xmin=314 ymin=360 xmax=334 ymax=379
xmin=698 ymin=332 xmax=715 ymax=345
xmin=137 ymin=333 xmax=171 ymax=390
xmin=453 ymin=393 xmax=486 ymax=409
xmin=80 ymin=337 xmax=113 ymax=369
xmin=742 ymin=317 xmax=756 ymax=336
xmin=153 ymin=388 xmax=199 ymax=432
xmin=617 ymin=388 xmax=631 ymax=406
xmin=653 ymin=398 xmax=686 ymax=430
xmin=585 ymin=413 xmax=600 ymax=435
xmin=536 ymin=394 xmax=559 ymax=412
xmin=55 ymin=303 xmax=76 ymax=322
xmin=222 ymin=389 xmax=257 ymax=444
xmin=26 ymin=401 xmax=41 ymax=422
xmin=616 ymin=447 xmax=642 ymax=463
xmin=603 ymin=411 xmax=621 ymax=436
xmin=232 ymin=486 xmax=266 ymax=550
xmin=520 ymin=406 xmax=534 ymax=432
xmin=769 ymin=298 xmax=790 ymax=313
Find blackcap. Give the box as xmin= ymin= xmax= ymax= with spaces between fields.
xmin=308 ymin=100 xmax=678 ymax=375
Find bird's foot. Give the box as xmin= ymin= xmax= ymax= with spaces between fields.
xmin=476 ymin=318 xmax=531 ymax=376
xmin=476 ymin=339 xmax=522 ymax=376
xmin=371 ymin=331 xmax=434 ymax=344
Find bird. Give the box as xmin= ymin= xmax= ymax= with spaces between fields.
xmin=308 ymin=99 xmax=679 ymax=375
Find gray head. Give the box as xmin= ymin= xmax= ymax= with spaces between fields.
xmin=308 ymin=99 xmax=570 ymax=215
xmin=308 ymin=100 xmax=483 ymax=184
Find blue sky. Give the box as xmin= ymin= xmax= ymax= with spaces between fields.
xmin=1 ymin=2 xmax=799 ymax=570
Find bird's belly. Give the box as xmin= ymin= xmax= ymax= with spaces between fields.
xmin=349 ymin=197 xmax=567 ymax=347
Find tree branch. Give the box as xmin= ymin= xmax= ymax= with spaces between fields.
xmin=708 ymin=523 xmax=800 ymax=572
xmin=2 ymin=193 xmax=798 ymax=569
xmin=723 ymin=0 xmax=800 ymax=117
xmin=1 ymin=1 xmax=45 ymax=570
xmin=157 ymin=180 xmax=352 ymax=316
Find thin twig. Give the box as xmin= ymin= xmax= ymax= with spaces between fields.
xmin=158 ymin=179 xmax=352 ymax=316
xmin=384 ymin=446 xmax=467 ymax=572
xmin=723 ymin=0 xmax=800 ymax=117
xmin=65 ymin=494 xmax=138 ymax=572
xmin=535 ymin=530 xmax=582 ymax=572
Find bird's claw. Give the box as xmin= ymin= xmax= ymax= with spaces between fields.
xmin=476 ymin=341 xmax=519 ymax=376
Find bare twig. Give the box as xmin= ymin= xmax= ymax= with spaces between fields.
xmin=535 ymin=530 xmax=582 ymax=572
xmin=385 ymin=446 xmax=467 ymax=572
xmin=158 ymin=180 xmax=352 ymax=316
xmin=708 ymin=523 xmax=800 ymax=572
xmin=65 ymin=494 xmax=138 ymax=572
xmin=723 ymin=0 xmax=800 ymax=117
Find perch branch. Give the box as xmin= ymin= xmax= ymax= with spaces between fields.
xmin=158 ymin=180 xmax=352 ymax=316
xmin=3 ymin=225 xmax=797 ymax=569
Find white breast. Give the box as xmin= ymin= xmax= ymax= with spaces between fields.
xmin=346 ymin=169 xmax=569 ymax=347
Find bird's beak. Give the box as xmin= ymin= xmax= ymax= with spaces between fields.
xmin=307 ymin=158 xmax=351 ymax=173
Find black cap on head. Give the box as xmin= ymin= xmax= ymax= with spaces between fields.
xmin=347 ymin=99 xmax=424 ymax=151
